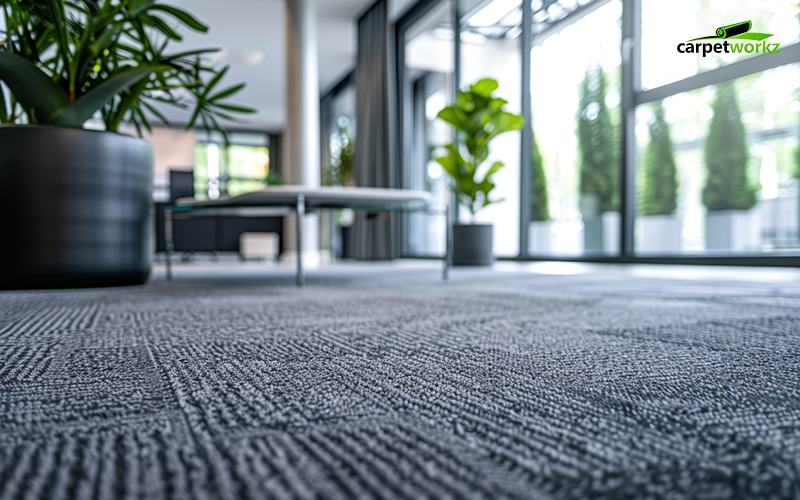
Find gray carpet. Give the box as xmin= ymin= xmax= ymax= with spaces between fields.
xmin=2 ymin=270 xmax=800 ymax=499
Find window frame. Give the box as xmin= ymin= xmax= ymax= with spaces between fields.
xmin=392 ymin=0 xmax=800 ymax=266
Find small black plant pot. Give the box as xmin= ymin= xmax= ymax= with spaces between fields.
xmin=452 ymin=224 xmax=493 ymax=266
xmin=0 ymin=126 xmax=154 ymax=289
xmin=339 ymin=226 xmax=353 ymax=259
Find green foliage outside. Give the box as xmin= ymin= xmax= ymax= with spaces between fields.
xmin=265 ymin=170 xmax=282 ymax=186
xmin=795 ymin=116 xmax=800 ymax=180
xmin=0 ymin=0 xmax=253 ymax=136
xmin=435 ymin=78 xmax=524 ymax=217
xmin=577 ymin=65 xmax=618 ymax=214
xmin=639 ymin=101 xmax=678 ymax=216
xmin=531 ymin=134 xmax=549 ymax=221
xmin=325 ymin=129 xmax=354 ymax=187
xmin=702 ymin=81 xmax=757 ymax=211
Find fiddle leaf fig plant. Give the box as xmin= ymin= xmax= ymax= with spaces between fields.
xmin=434 ymin=78 xmax=524 ymax=218
xmin=0 ymin=0 xmax=254 ymax=135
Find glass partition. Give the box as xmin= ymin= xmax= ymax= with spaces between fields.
xmin=460 ymin=0 xmax=523 ymax=257
xmin=635 ymin=64 xmax=800 ymax=255
xmin=529 ymin=0 xmax=622 ymax=256
xmin=194 ymin=131 xmax=270 ymax=200
xmin=401 ymin=0 xmax=454 ymax=257
xmin=395 ymin=0 xmax=800 ymax=263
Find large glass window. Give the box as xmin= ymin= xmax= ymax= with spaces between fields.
xmin=529 ymin=0 xmax=622 ymax=256
xmin=396 ymin=0 xmax=800 ymax=263
xmin=322 ymin=79 xmax=356 ymax=187
xmin=635 ymin=65 xmax=800 ymax=255
xmin=401 ymin=0 xmax=454 ymax=257
xmin=320 ymin=77 xmax=357 ymax=258
xmin=460 ymin=0 xmax=523 ymax=257
xmin=194 ymin=131 xmax=271 ymax=200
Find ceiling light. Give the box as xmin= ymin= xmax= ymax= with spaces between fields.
xmin=461 ymin=31 xmax=487 ymax=44
xmin=500 ymin=8 xmax=523 ymax=26
xmin=246 ymin=50 xmax=265 ymax=67
xmin=468 ymin=0 xmax=521 ymax=27
xmin=505 ymin=25 xmax=522 ymax=39
xmin=431 ymin=25 xmax=455 ymax=40
xmin=205 ymin=47 xmax=266 ymax=68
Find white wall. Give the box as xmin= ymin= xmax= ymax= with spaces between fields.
xmin=119 ymin=126 xmax=197 ymax=190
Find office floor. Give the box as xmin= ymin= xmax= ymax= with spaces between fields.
xmin=2 ymin=262 xmax=800 ymax=499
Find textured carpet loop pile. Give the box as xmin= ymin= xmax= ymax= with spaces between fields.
xmin=2 ymin=274 xmax=800 ymax=499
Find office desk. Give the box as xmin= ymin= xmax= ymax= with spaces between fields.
xmin=165 ymin=186 xmax=449 ymax=286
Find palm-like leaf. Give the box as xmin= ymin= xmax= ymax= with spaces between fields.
xmin=53 ymin=66 xmax=165 ymax=124
xmin=0 ymin=52 xmax=68 ymax=121
xmin=0 ymin=0 xmax=254 ymax=132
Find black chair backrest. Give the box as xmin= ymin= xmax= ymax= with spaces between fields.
xmin=169 ymin=170 xmax=195 ymax=204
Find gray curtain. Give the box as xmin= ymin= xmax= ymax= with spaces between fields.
xmin=354 ymin=0 xmax=398 ymax=260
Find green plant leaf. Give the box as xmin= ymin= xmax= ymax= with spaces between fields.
xmin=209 ymin=83 xmax=245 ymax=102
xmin=186 ymin=100 xmax=204 ymax=129
xmin=203 ymin=65 xmax=229 ymax=97
xmin=133 ymin=105 xmax=152 ymax=132
xmin=434 ymin=145 xmax=467 ymax=179
xmin=487 ymin=97 xmax=508 ymax=110
xmin=129 ymin=0 xmax=158 ymax=18
xmin=213 ymin=103 xmax=256 ymax=113
xmin=140 ymin=99 xmax=169 ymax=123
xmin=88 ymin=25 xmax=121 ymax=58
xmin=0 ymin=52 xmax=69 ymax=121
xmin=0 ymin=80 xmax=7 ymax=123
xmin=3 ymin=0 xmax=252 ymax=135
xmin=483 ymin=161 xmax=504 ymax=180
xmin=163 ymin=48 xmax=220 ymax=60
xmin=148 ymin=5 xmax=208 ymax=32
xmin=437 ymin=106 xmax=469 ymax=130
xmin=53 ymin=66 xmax=165 ymax=125
xmin=434 ymin=79 xmax=524 ymax=215
xmin=43 ymin=0 xmax=71 ymax=72
xmin=470 ymin=78 xmax=499 ymax=97
xmin=142 ymin=14 xmax=182 ymax=41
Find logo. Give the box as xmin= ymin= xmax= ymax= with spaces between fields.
xmin=677 ymin=21 xmax=779 ymax=57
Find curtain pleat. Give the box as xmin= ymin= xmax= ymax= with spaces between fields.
xmin=353 ymin=0 xmax=398 ymax=260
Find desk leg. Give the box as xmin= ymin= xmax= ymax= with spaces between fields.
xmin=444 ymin=203 xmax=452 ymax=281
xmin=296 ymin=194 xmax=305 ymax=287
xmin=165 ymin=209 xmax=173 ymax=280
xmin=330 ymin=209 xmax=337 ymax=262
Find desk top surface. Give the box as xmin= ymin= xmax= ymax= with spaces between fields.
xmin=175 ymin=186 xmax=431 ymax=209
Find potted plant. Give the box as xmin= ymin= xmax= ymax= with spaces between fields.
xmin=577 ymin=65 xmax=619 ymax=254
xmin=435 ymin=78 xmax=523 ymax=265
xmin=528 ymin=134 xmax=553 ymax=254
xmin=0 ymin=0 xmax=253 ymax=288
xmin=703 ymin=81 xmax=759 ymax=252
xmin=637 ymin=101 xmax=681 ymax=254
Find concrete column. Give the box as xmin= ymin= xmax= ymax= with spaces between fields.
xmin=283 ymin=0 xmax=320 ymax=263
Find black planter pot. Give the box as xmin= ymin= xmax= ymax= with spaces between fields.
xmin=452 ymin=224 xmax=493 ymax=266
xmin=339 ymin=226 xmax=353 ymax=259
xmin=0 ymin=126 xmax=153 ymax=289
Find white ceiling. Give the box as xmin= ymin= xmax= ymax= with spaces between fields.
xmin=159 ymin=0 xmax=382 ymax=131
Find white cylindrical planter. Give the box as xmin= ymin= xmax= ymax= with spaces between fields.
xmin=705 ymin=209 xmax=759 ymax=252
xmin=637 ymin=215 xmax=682 ymax=254
xmin=528 ymin=221 xmax=554 ymax=255
xmin=583 ymin=212 xmax=620 ymax=255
